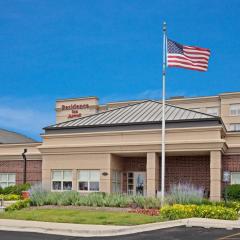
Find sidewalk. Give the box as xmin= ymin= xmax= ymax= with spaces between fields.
xmin=0 ymin=218 xmax=239 ymax=237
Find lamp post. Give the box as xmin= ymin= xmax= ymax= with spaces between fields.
xmin=22 ymin=149 xmax=27 ymax=184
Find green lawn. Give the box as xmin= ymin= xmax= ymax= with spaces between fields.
xmin=0 ymin=209 xmax=164 ymax=226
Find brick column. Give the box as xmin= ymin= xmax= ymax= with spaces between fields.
xmin=210 ymin=151 xmax=222 ymax=201
xmin=147 ymin=152 xmax=159 ymax=197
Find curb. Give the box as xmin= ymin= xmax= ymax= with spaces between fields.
xmin=0 ymin=218 xmax=239 ymax=237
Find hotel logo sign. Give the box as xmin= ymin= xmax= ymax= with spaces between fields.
xmin=61 ymin=104 xmax=89 ymax=119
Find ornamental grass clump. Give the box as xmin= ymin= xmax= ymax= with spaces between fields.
xmin=56 ymin=191 xmax=81 ymax=206
xmin=103 ymin=193 xmax=131 ymax=207
xmin=29 ymin=184 xmax=50 ymax=206
xmin=29 ymin=185 xmax=162 ymax=209
xmin=132 ymin=196 xmax=161 ymax=209
xmin=166 ymin=183 xmax=204 ymax=205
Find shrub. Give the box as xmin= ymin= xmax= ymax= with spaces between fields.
xmin=0 ymin=184 xmax=31 ymax=195
xmin=160 ymin=204 xmax=238 ymax=220
xmin=223 ymin=201 xmax=240 ymax=212
xmin=161 ymin=204 xmax=196 ymax=220
xmin=166 ymin=183 xmax=204 ymax=205
xmin=5 ymin=199 xmax=30 ymax=211
xmin=201 ymin=200 xmax=240 ymax=213
xmin=225 ymin=184 xmax=240 ymax=200
xmin=0 ymin=194 xmax=20 ymax=201
xmin=195 ymin=205 xmax=238 ymax=220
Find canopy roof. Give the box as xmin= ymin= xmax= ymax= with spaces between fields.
xmin=0 ymin=128 xmax=36 ymax=144
xmin=46 ymin=100 xmax=219 ymax=130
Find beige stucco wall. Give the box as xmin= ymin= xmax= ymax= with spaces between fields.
xmin=42 ymin=152 xmax=113 ymax=192
xmin=210 ymin=151 xmax=222 ymax=201
xmin=39 ymin=124 xmax=227 ymax=197
xmin=146 ymin=152 xmax=159 ymax=197
xmin=40 ymin=126 xmax=225 ymax=154
xmin=0 ymin=143 xmax=41 ymax=161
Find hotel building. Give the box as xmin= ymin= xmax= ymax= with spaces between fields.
xmin=1 ymin=91 xmax=240 ymax=201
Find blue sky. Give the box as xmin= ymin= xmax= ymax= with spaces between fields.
xmin=0 ymin=0 xmax=240 ymax=140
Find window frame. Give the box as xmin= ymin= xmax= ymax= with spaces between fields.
xmin=51 ymin=170 xmax=73 ymax=192
xmin=78 ymin=170 xmax=100 ymax=192
xmin=230 ymin=104 xmax=240 ymax=116
xmin=0 ymin=173 xmax=16 ymax=188
xmin=112 ymin=170 xmax=121 ymax=193
xmin=231 ymin=172 xmax=240 ymax=184
xmin=229 ymin=123 xmax=240 ymax=131
xmin=206 ymin=107 xmax=219 ymax=116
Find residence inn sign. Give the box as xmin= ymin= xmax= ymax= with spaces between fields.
xmin=61 ymin=103 xmax=89 ymax=119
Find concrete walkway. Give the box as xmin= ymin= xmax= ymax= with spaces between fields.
xmin=0 ymin=218 xmax=239 ymax=237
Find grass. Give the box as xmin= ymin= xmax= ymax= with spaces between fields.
xmin=0 ymin=208 xmax=164 ymax=226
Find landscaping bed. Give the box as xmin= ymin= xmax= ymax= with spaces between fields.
xmin=1 ymin=183 xmax=240 ymax=225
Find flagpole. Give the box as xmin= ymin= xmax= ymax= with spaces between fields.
xmin=161 ymin=21 xmax=167 ymax=206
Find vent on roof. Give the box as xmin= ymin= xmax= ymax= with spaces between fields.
xmin=169 ymin=96 xmax=185 ymax=100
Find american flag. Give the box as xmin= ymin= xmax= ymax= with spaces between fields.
xmin=167 ymin=39 xmax=210 ymax=72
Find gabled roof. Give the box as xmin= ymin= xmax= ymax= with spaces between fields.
xmin=45 ymin=100 xmax=219 ymax=130
xmin=0 ymin=128 xmax=36 ymax=144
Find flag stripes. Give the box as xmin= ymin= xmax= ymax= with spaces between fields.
xmin=167 ymin=39 xmax=210 ymax=71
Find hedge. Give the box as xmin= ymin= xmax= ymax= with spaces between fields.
xmin=225 ymin=184 xmax=240 ymax=200
xmin=5 ymin=199 xmax=31 ymax=212
xmin=0 ymin=184 xmax=31 ymax=195
xmin=0 ymin=194 xmax=20 ymax=201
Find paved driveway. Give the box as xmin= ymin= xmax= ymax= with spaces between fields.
xmin=1 ymin=227 xmax=240 ymax=240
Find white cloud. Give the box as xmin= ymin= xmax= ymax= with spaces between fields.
xmin=0 ymin=97 xmax=54 ymax=141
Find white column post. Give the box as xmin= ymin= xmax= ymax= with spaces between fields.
xmin=161 ymin=21 xmax=167 ymax=206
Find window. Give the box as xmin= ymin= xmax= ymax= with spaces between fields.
xmin=52 ymin=170 xmax=72 ymax=191
xmin=112 ymin=171 xmax=121 ymax=193
xmin=78 ymin=170 xmax=100 ymax=192
xmin=127 ymin=172 xmax=134 ymax=195
xmin=0 ymin=173 xmax=16 ymax=188
xmin=230 ymin=104 xmax=240 ymax=116
xmin=231 ymin=172 xmax=240 ymax=184
xmin=229 ymin=124 xmax=240 ymax=131
xmin=206 ymin=107 xmax=219 ymax=116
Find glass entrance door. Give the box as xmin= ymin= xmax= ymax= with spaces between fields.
xmin=127 ymin=172 xmax=146 ymax=196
